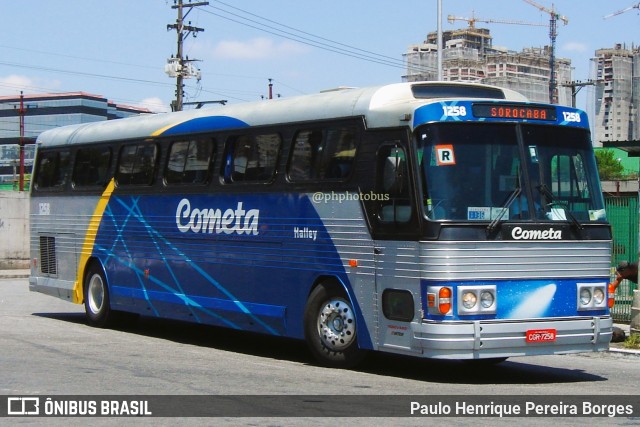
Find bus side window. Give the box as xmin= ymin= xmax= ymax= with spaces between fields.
xmin=287 ymin=127 xmax=358 ymax=182
xmin=320 ymin=128 xmax=357 ymax=180
xmin=165 ymin=138 xmax=215 ymax=185
xmin=377 ymin=144 xmax=411 ymax=223
xmin=34 ymin=150 xmax=71 ymax=190
xmin=72 ymin=147 xmax=112 ymax=188
xmin=116 ymin=143 xmax=158 ymax=186
xmin=288 ymin=130 xmax=323 ymax=181
xmin=223 ymin=133 xmax=281 ymax=183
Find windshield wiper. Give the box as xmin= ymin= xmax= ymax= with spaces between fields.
xmin=536 ymin=184 xmax=583 ymax=230
xmin=487 ymin=169 xmax=522 ymax=234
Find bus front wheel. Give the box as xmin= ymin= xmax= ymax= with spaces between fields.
xmin=84 ymin=263 xmax=114 ymax=328
xmin=303 ymin=284 xmax=365 ymax=368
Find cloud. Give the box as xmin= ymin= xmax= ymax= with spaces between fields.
xmin=138 ymin=97 xmax=170 ymax=113
xmin=210 ymin=37 xmax=309 ymax=60
xmin=0 ymin=75 xmax=61 ymax=96
xmin=563 ymin=42 xmax=588 ymax=53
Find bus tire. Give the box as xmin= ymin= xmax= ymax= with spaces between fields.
xmin=84 ymin=263 xmax=114 ymax=328
xmin=304 ymin=283 xmax=365 ymax=368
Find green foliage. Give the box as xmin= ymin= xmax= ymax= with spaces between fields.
xmin=623 ymin=333 xmax=640 ymax=349
xmin=595 ymin=149 xmax=626 ymax=180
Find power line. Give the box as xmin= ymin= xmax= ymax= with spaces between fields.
xmin=201 ymin=3 xmax=430 ymax=73
xmin=0 ymin=3 xmax=424 ymax=107
xmin=0 ymin=60 xmax=173 ymax=88
xmin=209 ymin=0 xmax=406 ymax=67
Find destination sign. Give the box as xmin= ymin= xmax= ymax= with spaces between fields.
xmin=472 ymin=104 xmax=557 ymax=121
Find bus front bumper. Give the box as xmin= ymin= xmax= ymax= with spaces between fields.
xmin=410 ymin=316 xmax=613 ymax=359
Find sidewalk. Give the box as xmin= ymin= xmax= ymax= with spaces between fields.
xmin=0 ymin=269 xmax=30 ymax=279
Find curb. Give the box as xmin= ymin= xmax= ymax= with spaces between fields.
xmin=608 ymin=347 xmax=640 ymax=355
xmin=0 ymin=270 xmax=30 ymax=279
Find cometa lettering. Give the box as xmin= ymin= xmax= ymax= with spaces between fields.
xmin=176 ymin=198 xmax=259 ymax=235
xmin=511 ymin=226 xmax=562 ymax=240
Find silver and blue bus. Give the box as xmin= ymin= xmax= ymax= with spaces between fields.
xmin=29 ymin=82 xmax=613 ymax=367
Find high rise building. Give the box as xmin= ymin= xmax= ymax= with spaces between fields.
xmin=591 ymin=44 xmax=639 ymax=146
xmin=402 ymin=27 xmax=572 ymax=105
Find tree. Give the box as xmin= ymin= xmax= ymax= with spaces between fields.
xmin=595 ymin=149 xmax=625 ymax=180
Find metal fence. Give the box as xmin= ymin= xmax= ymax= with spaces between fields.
xmin=605 ymin=195 xmax=639 ymax=322
xmin=610 ymin=274 xmax=638 ymax=323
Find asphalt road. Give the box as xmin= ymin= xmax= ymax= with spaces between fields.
xmin=1 ymin=277 xmax=639 ymax=426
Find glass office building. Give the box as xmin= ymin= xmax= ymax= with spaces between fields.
xmin=0 ymin=92 xmax=151 ymax=187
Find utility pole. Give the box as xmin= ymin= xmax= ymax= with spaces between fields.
xmin=166 ymin=0 xmax=208 ymax=111
xmin=560 ymin=80 xmax=597 ymax=108
xmin=13 ymin=92 xmax=36 ymax=191
xmin=18 ymin=91 xmax=25 ymax=191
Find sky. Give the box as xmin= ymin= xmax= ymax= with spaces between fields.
xmin=1 ymin=1 xmax=638 ymax=113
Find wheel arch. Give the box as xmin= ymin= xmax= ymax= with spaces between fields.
xmin=80 ymin=256 xmax=105 ymax=304
xmin=305 ymin=274 xmax=372 ymax=351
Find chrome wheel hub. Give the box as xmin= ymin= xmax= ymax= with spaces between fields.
xmin=317 ymin=297 xmax=356 ymax=351
xmin=87 ymin=274 xmax=105 ymax=314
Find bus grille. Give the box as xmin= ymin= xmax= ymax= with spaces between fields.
xmin=39 ymin=236 xmax=57 ymax=275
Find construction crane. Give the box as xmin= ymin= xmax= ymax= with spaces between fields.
xmin=447 ymin=11 xmax=547 ymax=29
xmin=604 ymin=2 xmax=640 ymax=19
xmin=523 ymin=0 xmax=569 ymax=104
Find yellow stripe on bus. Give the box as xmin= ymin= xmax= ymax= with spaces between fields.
xmin=151 ymin=121 xmax=183 ymax=137
xmin=72 ymin=178 xmax=116 ymax=304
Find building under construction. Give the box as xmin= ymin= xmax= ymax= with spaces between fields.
xmin=591 ymin=43 xmax=640 ymax=146
xmin=402 ymin=27 xmax=572 ymax=105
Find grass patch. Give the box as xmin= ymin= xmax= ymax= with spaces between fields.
xmin=623 ymin=333 xmax=640 ymax=349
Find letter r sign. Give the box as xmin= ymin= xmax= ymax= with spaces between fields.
xmin=435 ymin=145 xmax=456 ymax=166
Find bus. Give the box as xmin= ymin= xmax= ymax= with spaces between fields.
xmin=29 ymin=82 xmax=613 ymax=368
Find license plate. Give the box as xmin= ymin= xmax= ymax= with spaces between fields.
xmin=526 ymin=329 xmax=557 ymax=343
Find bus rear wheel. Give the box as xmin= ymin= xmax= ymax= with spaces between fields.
xmin=84 ymin=263 xmax=113 ymax=328
xmin=304 ymin=283 xmax=365 ymax=368
xmin=83 ymin=263 xmax=138 ymax=328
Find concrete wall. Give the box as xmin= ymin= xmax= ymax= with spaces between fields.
xmin=601 ymin=179 xmax=639 ymax=195
xmin=0 ymin=192 xmax=29 ymax=269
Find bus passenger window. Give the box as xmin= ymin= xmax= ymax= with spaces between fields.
xmin=72 ymin=147 xmax=112 ymax=188
xmin=287 ymin=127 xmax=358 ymax=181
xmin=321 ymin=129 xmax=357 ymax=179
xmin=288 ymin=130 xmax=322 ymax=181
xmin=116 ymin=143 xmax=158 ymax=186
xmin=34 ymin=150 xmax=71 ymax=190
xmin=165 ymin=139 xmax=215 ymax=185
xmin=223 ymin=133 xmax=281 ymax=183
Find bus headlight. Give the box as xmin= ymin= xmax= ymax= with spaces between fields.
xmin=579 ymin=288 xmax=592 ymax=306
xmin=457 ymin=285 xmax=496 ymax=315
xmin=461 ymin=292 xmax=477 ymax=309
xmin=593 ymin=288 xmax=605 ymax=305
xmin=480 ymin=291 xmax=495 ymax=309
xmin=577 ymin=283 xmax=607 ymax=311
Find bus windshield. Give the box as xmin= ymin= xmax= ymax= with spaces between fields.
xmin=417 ymin=123 xmax=606 ymax=223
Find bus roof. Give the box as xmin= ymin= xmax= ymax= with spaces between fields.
xmin=36 ymin=81 xmax=529 ymax=147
